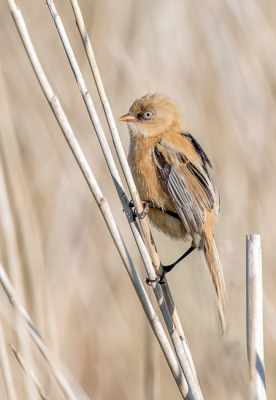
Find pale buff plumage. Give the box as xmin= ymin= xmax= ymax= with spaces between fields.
xmin=119 ymin=93 xmax=227 ymax=332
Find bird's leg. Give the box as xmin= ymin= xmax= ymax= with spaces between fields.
xmin=146 ymin=245 xmax=196 ymax=285
xmin=129 ymin=200 xmax=195 ymax=284
xmin=160 ymin=245 xmax=195 ymax=281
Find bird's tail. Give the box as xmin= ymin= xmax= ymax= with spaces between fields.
xmin=201 ymin=228 xmax=227 ymax=334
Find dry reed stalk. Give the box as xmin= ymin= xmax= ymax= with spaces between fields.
xmin=0 ymin=70 xmax=50 ymax=343
xmin=246 ymin=234 xmax=267 ymax=400
xmin=0 ymin=316 xmax=17 ymax=400
xmin=55 ymin=1 xmax=202 ymax=398
xmin=0 ymin=262 xmax=79 ymax=400
xmin=249 ymin=276 xmax=256 ymax=386
xmin=0 ymin=69 xmax=59 ymax=399
xmin=5 ymin=1 xmax=189 ymax=398
xmin=144 ymin=291 xmax=160 ymax=400
xmin=0 ymin=159 xmax=37 ymax=400
xmin=10 ymin=345 xmax=49 ymax=400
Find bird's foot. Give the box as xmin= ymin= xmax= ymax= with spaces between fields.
xmin=146 ymin=277 xmax=159 ymax=286
xmin=146 ymin=266 xmax=171 ymax=286
xmin=130 ymin=200 xmax=151 ymax=220
xmin=146 ymin=277 xmax=164 ymax=286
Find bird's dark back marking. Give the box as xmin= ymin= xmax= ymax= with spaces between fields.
xmin=176 ymin=153 xmax=188 ymax=164
xmin=153 ymin=147 xmax=171 ymax=197
xmin=154 ymin=147 xmax=171 ymax=171
xmin=182 ymin=133 xmax=212 ymax=172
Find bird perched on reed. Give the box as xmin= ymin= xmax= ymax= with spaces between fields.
xmin=119 ymin=93 xmax=227 ymax=332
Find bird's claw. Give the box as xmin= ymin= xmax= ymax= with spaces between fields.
xmin=131 ymin=200 xmax=151 ymax=220
xmin=146 ymin=270 xmax=166 ymax=286
xmin=146 ymin=277 xmax=158 ymax=286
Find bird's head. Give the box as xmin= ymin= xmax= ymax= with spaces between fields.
xmin=118 ymin=94 xmax=184 ymax=138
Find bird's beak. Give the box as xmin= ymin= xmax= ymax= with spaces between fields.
xmin=118 ymin=113 xmax=136 ymax=122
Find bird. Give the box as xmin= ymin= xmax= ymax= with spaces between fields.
xmin=119 ymin=93 xmax=227 ymax=333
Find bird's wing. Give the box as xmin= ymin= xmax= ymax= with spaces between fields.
xmin=153 ymin=135 xmax=216 ymax=233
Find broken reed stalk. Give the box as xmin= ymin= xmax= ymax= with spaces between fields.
xmin=10 ymin=345 xmax=49 ymax=400
xmin=249 ymin=276 xmax=256 ymax=386
xmin=53 ymin=1 xmax=202 ymax=398
xmin=5 ymin=1 xmax=190 ymax=398
xmin=246 ymin=234 xmax=267 ymax=400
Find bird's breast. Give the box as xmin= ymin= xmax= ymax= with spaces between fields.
xmin=128 ymin=136 xmax=176 ymax=211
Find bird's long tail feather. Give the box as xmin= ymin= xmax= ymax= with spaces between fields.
xmin=201 ymin=230 xmax=227 ymax=334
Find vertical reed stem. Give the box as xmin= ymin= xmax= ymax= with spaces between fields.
xmin=246 ymin=234 xmax=267 ymax=400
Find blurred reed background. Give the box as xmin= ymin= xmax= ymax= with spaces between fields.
xmin=0 ymin=0 xmax=275 ymax=399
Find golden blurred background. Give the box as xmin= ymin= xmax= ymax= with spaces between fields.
xmin=0 ymin=0 xmax=276 ymax=399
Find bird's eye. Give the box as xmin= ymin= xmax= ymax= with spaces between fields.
xmin=143 ymin=111 xmax=153 ymax=120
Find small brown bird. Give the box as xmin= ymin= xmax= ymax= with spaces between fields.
xmin=119 ymin=93 xmax=227 ymax=332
